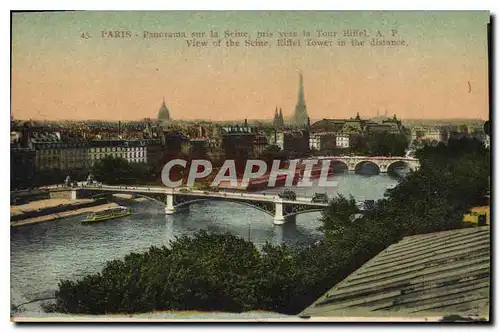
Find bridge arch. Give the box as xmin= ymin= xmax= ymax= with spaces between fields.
xmin=387 ymin=160 xmax=416 ymax=172
xmin=284 ymin=208 xmax=326 ymax=219
xmin=89 ymin=192 xmax=167 ymax=206
xmin=354 ymin=160 xmax=380 ymax=175
xmin=173 ymin=197 xmax=275 ymax=217
xmin=328 ymin=160 xmax=349 ymax=173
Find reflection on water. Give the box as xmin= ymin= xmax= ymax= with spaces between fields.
xmin=11 ymin=173 xmax=399 ymax=312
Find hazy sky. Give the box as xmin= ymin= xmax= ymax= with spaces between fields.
xmin=12 ymin=11 xmax=490 ymax=121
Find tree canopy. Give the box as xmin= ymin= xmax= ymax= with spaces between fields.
xmin=47 ymin=137 xmax=490 ymax=316
xmin=92 ymin=156 xmax=155 ymax=185
xmin=350 ymin=132 xmax=409 ymax=156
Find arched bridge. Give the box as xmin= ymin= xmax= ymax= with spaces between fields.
xmin=71 ymin=185 xmax=329 ymax=225
xmin=308 ymin=156 xmax=420 ymax=173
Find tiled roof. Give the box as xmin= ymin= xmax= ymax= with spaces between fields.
xmin=31 ymin=132 xmax=60 ymax=142
xmin=300 ymin=226 xmax=490 ymax=320
xmin=310 ymin=119 xmax=346 ymax=133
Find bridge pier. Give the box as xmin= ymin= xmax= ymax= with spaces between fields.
xmin=274 ymin=201 xmax=297 ymax=225
xmin=165 ymin=193 xmax=176 ymax=215
xmin=273 ymin=201 xmax=286 ymax=225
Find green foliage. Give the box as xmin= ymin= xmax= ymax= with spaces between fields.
xmin=319 ymin=195 xmax=359 ymax=236
xmin=321 ymin=136 xmax=490 ymax=268
xmin=48 ymin=137 xmax=489 ymax=316
xmin=351 ymin=132 xmax=409 ymax=156
xmin=51 ymin=232 xmax=294 ymax=314
xmin=92 ymin=156 xmax=154 ymax=185
xmin=307 ymin=136 xmax=490 ymax=309
xmin=256 ymin=244 xmax=302 ymax=312
xmin=484 ymin=120 xmax=490 ymax=136
xmin=260 ymin=145 xmax=287 ymax=167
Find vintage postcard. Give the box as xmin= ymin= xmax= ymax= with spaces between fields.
xmin=10 ymin=10 xmax=491 ymax=323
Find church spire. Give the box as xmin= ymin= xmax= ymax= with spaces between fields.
xmin=298 ymin=71 xmax=305 ymax=104
xmin=273 ymin=106 xmax=281 ymax=126
xmin=294 ymin=71 xmax=308 ymax=126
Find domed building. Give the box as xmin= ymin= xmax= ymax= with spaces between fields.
xmin=157 ymin=98 xmax=171 ymax=121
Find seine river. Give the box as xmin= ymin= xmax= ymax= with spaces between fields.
xmin=11 ymin=172 xmax=399 ymax=315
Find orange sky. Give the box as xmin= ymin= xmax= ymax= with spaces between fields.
xmin=11 ymin=11 xmax=490 ymax=121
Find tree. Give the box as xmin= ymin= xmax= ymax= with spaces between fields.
xmin=484 ymin=120 xmax=490 ymax=136
xmin=350 ymin=135 xmax=368 ymax=155
xmin=50 ymin=231 xmax=265 ymax=314
xmin=364 ymin=132 xmax=409 ymax=156
xmin=319 ymin=195 xmax=359 ymax=236
xmin=92 ymin=156 xmax=132 ymax=185
xmin=255 ymin=244 xmax=302 ymax=313
xmin=92 ymin=156 xmax=154 ymax=185
xmin=260 ymin=145 xmax=286 ymax=168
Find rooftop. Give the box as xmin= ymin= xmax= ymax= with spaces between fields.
xmin=300 ymin=226 xmax=490 ymax=320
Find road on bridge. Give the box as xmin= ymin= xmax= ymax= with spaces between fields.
xmin=77 ymin=184 xmax=329 ymax=207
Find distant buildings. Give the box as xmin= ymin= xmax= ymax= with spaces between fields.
xmin=157 ymin=97 xmax=171 ymax=121
xmin=10 ymin=147 xmax=36 ymax=186
xmin=409 ymin=127 xmax=444 ymax=142
xmin=10 ymin=85 xmax=489 ymax=190
xmin=221 ymin=125 xmax=255 ymax=159
xmin=267 ymin=130 xmax=284 ymax=149
xmin=29 ymin=137 xmax=162 ymax=172
xmin=253 ymin=134 xmax=269 ymax=157
xmin=163 ymin=131 xmax=190 ymax=156
xmin=308 ymin=113 xmax=408 ymax=152
xmin=283 ymin=129 xmax=310 ymax=158
xmin=407 ymin=123 xmax=489 ymax=147
xmin=9 ymin=119 xmax=166 ymax=189
xmin=272 ymin=107 xmax=284 ymax=127
xmin=335 ymin=133 xmax=350 ymax=149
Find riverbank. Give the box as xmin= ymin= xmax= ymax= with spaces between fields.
xmin=10 ymin=195 xmax=147 ymax=227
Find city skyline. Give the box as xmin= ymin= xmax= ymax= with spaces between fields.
xmin=12 ymin=11 xmax=490 ymax=121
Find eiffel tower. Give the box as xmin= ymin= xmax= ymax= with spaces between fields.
xmin=293 ymin=72 xmax=309 ymax=126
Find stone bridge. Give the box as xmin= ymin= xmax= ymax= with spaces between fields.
xmin=71 ymin=185 xmax=329 ymax=225
xmin=309 ymin=156 xmax=420 ymax=173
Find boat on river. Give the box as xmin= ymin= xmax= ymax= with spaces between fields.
xmin=82 ymin=206 xmax=132 ymax=224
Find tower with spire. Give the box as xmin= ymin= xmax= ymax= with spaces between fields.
xmin=273 ymin=107 xmax=284 ymax=127
xmin=157 ymin=97 xmax=171 ymax=121
xmin=293 ymin=72 xmax=309 ymax=127
xmin=273 ymin=107 xmax=280 ymax=125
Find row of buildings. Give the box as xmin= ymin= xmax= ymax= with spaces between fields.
xmin=9 ymin=117 xmax=306 ymax=186
xmin=11 ymin=71 xmax=489 ymax=187
xmin=12 ymin=110 xmax=488 ymax=188
xmin=308 ymin=113 xmax=408 ymax=152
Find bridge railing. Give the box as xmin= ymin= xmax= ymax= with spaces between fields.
xmin=77 ymin=185 xmax=326 ymax=205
